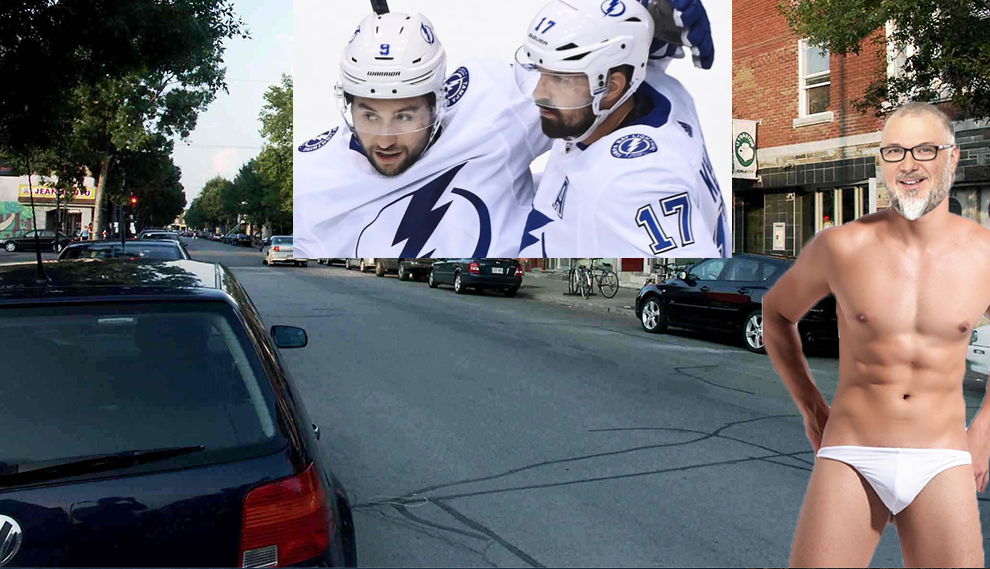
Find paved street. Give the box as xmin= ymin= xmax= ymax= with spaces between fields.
xmin=6 ymin=240 xmax=989 ymax=566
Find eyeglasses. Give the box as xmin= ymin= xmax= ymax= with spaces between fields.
xmin=879 ymin=144 xmax=954 ymax=163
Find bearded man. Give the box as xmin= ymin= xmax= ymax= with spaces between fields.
xmin=763 ymin=101 xmax=989 ymax=567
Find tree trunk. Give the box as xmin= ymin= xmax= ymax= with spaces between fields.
xmin=92 ymin=155 xmax=112 ymax=237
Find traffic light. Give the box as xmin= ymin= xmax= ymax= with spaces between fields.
xmin=130 ymin=196 xmax=137 ymax=206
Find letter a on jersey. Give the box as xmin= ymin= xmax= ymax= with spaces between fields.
xmin=552 ymin=177 xmax=569 ymax=219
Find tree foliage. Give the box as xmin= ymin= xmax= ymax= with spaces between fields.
xmin=257 ymin=75 xmax=293 ymax=214
xmin=779 ymin=0 xmax=990 ymax=119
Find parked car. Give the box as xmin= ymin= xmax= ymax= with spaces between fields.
xmin=374 ymin=259 xmax=435 ymax=281
xmin=428 ymin=258 xmax=522 ymax=296
xmin=317 ymin=258 xmax=347 ymax=266
xmin=967 ymin=324 xmax=990 ymax=377
xmin=345 ymin=258 xmax=376 ymax=272
xmin=57 ymin=239 xmax=191 ymax=261
xmin=138 ymin=231 xmax=181 ymax=242
xmin=635 ymin=254 xmax=837 ymax=354
xmin=2 ymin=229 xmax=74 ymax=253
xmin=263 ymin=236 xmax=307 ymax=267
xmin=234 ymin=234 xmax=254 ymax=247
xmin=0 ymin=259 xmax=357 ymax=567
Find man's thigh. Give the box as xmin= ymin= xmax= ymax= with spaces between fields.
xmin=790 ymin=457 xmax=890 ymax=568
xmin=894 ymin=464 xmax=983 ymax=568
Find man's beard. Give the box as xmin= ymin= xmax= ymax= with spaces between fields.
xmin=885 ymin=159 xmax=954 ymax=221
xmin=357 ymin=131 xmax=432 ymax=177
xmin=538 ymin=105 xmax=597 ymax=139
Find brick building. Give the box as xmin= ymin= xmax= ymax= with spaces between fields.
xmin=732 ymin=0 xmax=990 ymax=257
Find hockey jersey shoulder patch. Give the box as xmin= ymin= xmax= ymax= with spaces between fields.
xmin=610 ymin=133 xmax=658 ymax=159
xmin=298 ymin=127 xmax=338 ymax=153
xmin=444 ymin=66 xmax=470 ymax=108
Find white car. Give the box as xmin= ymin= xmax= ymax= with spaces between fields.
xmin=263 ymin=235 xmax=307 ymax=267
xmin=967 ymin=324 xmax=990 ymax=378
xmin=345 ymin=258 xmax=375 ymax=272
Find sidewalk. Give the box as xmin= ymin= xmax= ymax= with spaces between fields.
xmin=516 ymin=270 xmax=643 ymax=315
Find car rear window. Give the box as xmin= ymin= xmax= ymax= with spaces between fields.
xmin=61 ymin=244 xmax=183 ymax=260
xmin=271 ymin=237 xmax=292 ymax=245
xmin=1 ymin=301 xmax=283 ymax=473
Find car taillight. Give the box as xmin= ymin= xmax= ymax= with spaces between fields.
xmin=515 ymin=265 xmax=523 ymax=277
xmin=469 ymin=262 xmax=479 ymax=274
xmin=239 ymin=464 xmax=331 ymax=568
xmin=273 ymin=246 xmax=280 ymax=252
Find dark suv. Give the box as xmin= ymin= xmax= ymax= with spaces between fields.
xmin=0 ymin=259 xmax=357 ymax=567
xmin=635 ymin=253 xmax=837 ymax=353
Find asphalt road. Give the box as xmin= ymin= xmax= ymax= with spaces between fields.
xmin=6 ymin=238 xmax=987 ymax=566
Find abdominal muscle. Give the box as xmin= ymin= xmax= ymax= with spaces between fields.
xmin=821 ymin=331 xmax=971 ymax=451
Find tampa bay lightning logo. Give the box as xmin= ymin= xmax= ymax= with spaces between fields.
xmin=444 ymin=67 xmax=470 ymax=108
xmin=611 ymin=133 xmax=657 ymax=159
xmin=421 ymin=23 xmax=435 ymax=44
xmin=350 ymin=26 xmax=360 ymax=43
xmin=601 ymin=0 xmax=626 ymax=17
xmin=298 ymin=127 xmax=337 ymax=153
xmin=355 ymin=163 xmax=492 ymax=257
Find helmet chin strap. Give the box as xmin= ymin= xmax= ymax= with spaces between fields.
xmin=562 ymin=80 xmax=638 ymax=146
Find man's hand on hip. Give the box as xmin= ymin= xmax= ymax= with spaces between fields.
xmin=966 ymin=426 xmax=989 ymax=492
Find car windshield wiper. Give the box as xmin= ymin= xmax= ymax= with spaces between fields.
xmin=0 ymin=445 xmax=206 ymax=486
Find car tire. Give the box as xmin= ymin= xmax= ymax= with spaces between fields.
xmin=263 ymin=257 xmax=268 ymax=265
xmin=428 ymin=269 xmax=439 ymax=288
xmin=640 ymin=297 xmax=668 ymax=333
xmin=375 ymin=260 xmax=385 ymax=277
xmin=743 ymin=309 xmax=765 ymax=354
xmin=398 ymin=263 xmax=409 ymax=281
xmin=504 ymin=287 xmax=518 ymax=298
xmin=454 ymin=272 xmax=467 ymax=294
xmin=5 ymin=242 xmax=16 ymax=252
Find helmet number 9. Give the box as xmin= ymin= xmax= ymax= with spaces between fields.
xmin=534 ymin=18 xmax=556 ymax=34
xmin=380 ymin=43 xmax=391 ymax=56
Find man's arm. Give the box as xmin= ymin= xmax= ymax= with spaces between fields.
xmin=763 ymin=230 xmax=835 ymax=452
xmin=966 ymin=306 xmax=990 ymax=493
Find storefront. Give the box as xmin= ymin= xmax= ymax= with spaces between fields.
xmin=0 ymin=176 xmax=96 ymax=239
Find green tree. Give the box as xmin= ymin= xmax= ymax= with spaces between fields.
xmin=184 ymin=199 xmax=207 ymax=230
xmin=780 ymin=0 xmax=990 ymax=119
xmin=257 ymin=75 xmax=293 ymax=218
xmin=199 ymin=176 xmax=235 ymax=231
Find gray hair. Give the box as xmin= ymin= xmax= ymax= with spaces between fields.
xmin=884 ymin=102 xmax=955 ymax=145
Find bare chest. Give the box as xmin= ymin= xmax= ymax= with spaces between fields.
xmin=829 ymin=250 xmax=990 ymax=342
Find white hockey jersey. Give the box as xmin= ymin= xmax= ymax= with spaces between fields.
xmin=518 ymin=71 xmax=729 ymax=259
xmin=294 ymin=59 xmax=550 ymax=259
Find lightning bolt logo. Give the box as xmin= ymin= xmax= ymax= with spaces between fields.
xmin=601 ymin=0 xmax=626 ymax=17
xmin=625 ymin=138 xmax=644 ymax=155
xmin=390 ymin=163 xmax=466 ymax=257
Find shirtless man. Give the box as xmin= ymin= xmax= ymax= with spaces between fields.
xmin=763 ymin=101 xmax=989 ymax=568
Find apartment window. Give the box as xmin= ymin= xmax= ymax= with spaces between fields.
xmin=799 ymin=40 xmax=830 ymax=116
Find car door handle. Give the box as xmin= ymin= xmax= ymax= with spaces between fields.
xmin=700 ymin=286 xmax=711 ymax=292
xmin=312 ymin=423 xmax=321 ymax=440
xmin=737 ymin=288 xmax=751 ymax=294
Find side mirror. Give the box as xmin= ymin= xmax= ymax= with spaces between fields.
xmin=678 ymin=271 xmax=688 ymax=281
xmin=271 ymin=325 xmax=308 ymax=348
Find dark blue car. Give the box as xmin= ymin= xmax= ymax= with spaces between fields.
xmin=0 ymin=259 xmax=356 ymax=567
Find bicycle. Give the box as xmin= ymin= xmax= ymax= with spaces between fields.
xmin=586 ymin=259 xmax=619 ymax=298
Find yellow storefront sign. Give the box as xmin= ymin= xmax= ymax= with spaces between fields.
xmin=17 ymin=184 xmax=96 ymax=204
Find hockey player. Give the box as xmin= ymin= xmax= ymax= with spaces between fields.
xmin=293 ymin=11 xmax=550 ymax=259
xmin=517 ymin=0 xmax=729 ymax=258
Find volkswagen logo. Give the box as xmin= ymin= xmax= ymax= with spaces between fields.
xmin=0 ymin=516 xmax=23 ymax=567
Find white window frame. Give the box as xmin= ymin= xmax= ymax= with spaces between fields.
xmin=794 ymin=39 xmax=834 ymax=127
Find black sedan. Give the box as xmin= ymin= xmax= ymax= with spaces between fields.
xmin=235 ymin=234 xmax=254 ymax=247
xmin=635 ymin=253 xmax=837 ymax=354
xmin=428 ymin=258 xmax=522 ymax=296
xmin=0 ymin=259 xmax=357 ymax=567
xmin=2 ymin=229 xmax=73 ymax=253
xmin=57 ymin=239 xmax=192 ymax=260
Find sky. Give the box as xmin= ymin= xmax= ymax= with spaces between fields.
xmin=293 ymin=0 xmax=732 ymax=193
xmin=171 ymin=0 xmax=293 ymax=206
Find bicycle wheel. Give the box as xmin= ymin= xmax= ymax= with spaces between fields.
xmin=568 ymin=268 xmax=579 ymax=295
xmin=598 ymin=270 xmax=619 ymax=298
xmin=580 ymin=269 xmax=592 ymax=300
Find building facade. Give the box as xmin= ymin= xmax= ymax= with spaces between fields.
xmin=0 ymin=175 xmax=97 ymax=240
